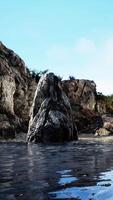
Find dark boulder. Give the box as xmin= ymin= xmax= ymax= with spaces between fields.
xmin=27 ymin=73 xmax=78 ymax=143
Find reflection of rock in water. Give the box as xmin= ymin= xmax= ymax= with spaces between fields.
xmin=27 ymin=141 xmax=113 ymax=194
xmin=1 ymin=141 xmax=113 ymax=199
xmin=48 ymin=142 xmax=113 ymax=199
xmin=27 ymin=73 xmax=78 ymax=143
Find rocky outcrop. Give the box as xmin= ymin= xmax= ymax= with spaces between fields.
xmin=62 ymin=79 xmax=97 ymax=110
xmin=27 ymin=73 xmax=78 ymax=143
xmin=62 ymin=80 xmax=103 ymax=134
xmin=95 ymin=128 xmax=110 ymax=136
xmin=96 ymin=99 xmax=107 ymax=114
xmin=96 ymin=94 xmax=107 ymax=114
xmin=95 ymin=114 xmax=113 ymax=136
xmin=0 ymin=42 xmax=112 ymax=139
xmin=103 ymin=114 xmax=113 ymax=132
xmin=0 ymin=42 xmax=37 ymax=138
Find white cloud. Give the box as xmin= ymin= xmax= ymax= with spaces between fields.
xmin=45 ymin=38 xmax=113 ymax=95
xmin=75 ymin=38 xmax=96 ymax=53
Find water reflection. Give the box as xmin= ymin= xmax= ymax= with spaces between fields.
xmin=57 ymin=170 xmax=78 ymax=185
xmin=49 ymin=170 xmax=113 ymax=200
xmin=0 ymin=141 xmax=113 ymax=199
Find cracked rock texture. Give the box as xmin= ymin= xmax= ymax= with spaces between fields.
xmin=1 ymin=42 xmax=112 ymax=139
xmin=27 ymin=73 xmax=78 ymax=143
xmin=62 ymin=79 xmax=97 ymax=110
xmin=62 ymin=80 xmax=103 ymax=134
xmin=0 ymin=42 xmax=37 ymax=138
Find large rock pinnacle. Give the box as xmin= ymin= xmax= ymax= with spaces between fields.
xmin=27 ymin=73 xmax=78 ymax=143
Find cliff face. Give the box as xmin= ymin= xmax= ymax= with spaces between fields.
xmin=0 ymin=42 xmax=37 ymax=138
xmin=62 ymin=80 xmax=103 ymax=133
xmin=62 ymin=79 xmax=97 ymax=110
xmin=0 ymin=42 xmax=111 ymax=139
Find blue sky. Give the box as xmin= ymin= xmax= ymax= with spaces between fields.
xmin=0 ymin=0 xmax=113 ymax=94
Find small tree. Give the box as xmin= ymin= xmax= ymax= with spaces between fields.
xmin=69 ymin=76 xmax=76 ymax=80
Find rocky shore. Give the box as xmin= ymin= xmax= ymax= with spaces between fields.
xmin=0 ymin=42 xmax=113 ymax=141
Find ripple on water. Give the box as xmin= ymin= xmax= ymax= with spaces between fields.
xmin=0 ymin=141 xmax=113 ymax=200
xmin=48 ymin=170 xmax=113 ymax=200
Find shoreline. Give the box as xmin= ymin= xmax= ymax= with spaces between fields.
xmin=1 ymin=133 xmax=113 ymax=143
xmin=79 ymin=134 xmax=113 ymax=142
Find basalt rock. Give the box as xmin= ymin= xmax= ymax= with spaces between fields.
xmin=27 ymin=73 xmax=78 ymax=143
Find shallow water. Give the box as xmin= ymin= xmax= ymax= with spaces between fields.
xmin=0 ymin=140 xmax=113 ymax=200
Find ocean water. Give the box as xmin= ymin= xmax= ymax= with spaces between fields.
xmin=0 ymin=140 xmax=113 ymax=200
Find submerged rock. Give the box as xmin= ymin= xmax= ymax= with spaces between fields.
xmin=27 ymin=73 xmax=78 ymax=143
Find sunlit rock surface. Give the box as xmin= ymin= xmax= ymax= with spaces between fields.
xmin=62 ymin=79 xmax=97 ymax=110
xmin=0 ymin=42 xmax=112 ymax=139
xmin=0 ymin=42 xmax=37 ymax=138
xmin=62 ymin=80 xmax=103 ymax=134
xmin=95 ymin=127 xmax=110 ymax=136
xmin=95 ymin=114 xmax=113 ymax=136
xmin=27 ymin=73 xmax=78 ymax=143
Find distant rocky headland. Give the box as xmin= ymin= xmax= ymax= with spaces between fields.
xmin=0 ymin=42 xmax=113 ymax=141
